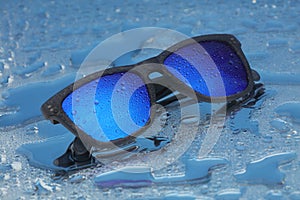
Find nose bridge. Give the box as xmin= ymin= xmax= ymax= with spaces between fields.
xmin=134 ymin=62 xmax=200 ymax=103
xmin=135 ymin=57 xmax=163 ymax=76
xmin=133 ymin=61 xmax=166 ymax=82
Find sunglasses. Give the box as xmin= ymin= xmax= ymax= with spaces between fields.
xmin=41 ymin=34 xmax=260 ymax=156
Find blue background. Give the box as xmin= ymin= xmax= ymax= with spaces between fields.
xmin=1 ymin=0 xmax=300 ymax=199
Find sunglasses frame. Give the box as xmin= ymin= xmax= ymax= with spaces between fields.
xmin=41 ymin=34 xmax=257 ymax=155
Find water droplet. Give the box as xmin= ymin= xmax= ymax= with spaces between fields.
xmin=34 ymin=179 xmax=53 ymax=195
xmin=1 ymin=91 xmax=10 ymax=99
xmin=228 ymin=60 xmax=233 ymax=65
xmin=72 ymin=110 xmax=77 ymax=115
xmin=26 ymin=126 xmax=39 ymax=135
xmin=160 ymin=113 xmax=169 ymax=121
xmin=265 ymin=190 xmax=283 ymax=200
xmin=270 ymin=119 xmax=290 ymax=133
xmin=0 ymin=155 xmax=7 ymax=164
xmin=215 ymin=189 xmax=242 ymax=200
xmin=262 ymin=135 xmax=273 ymax=143
xmin=275 ymin=102 xmax=300 ymax=124
xmin=94 ymin=100 xmax=99 ymax=105
xmin=69 ymin=175 xmax=86 ymax=184
xmin=181 ymin=115 xmax=199 ymax=124
xmin=49 ymin=108 xmax=58 ymax=113
xmin=235 ymin=141 xmax=245 ymax=151
xmin=4 ymin=173 xmax=10 ymax=180
xmin=200 ymin=185 xmax=209 ymax=194
xmin=289 ymin=191 xmax=300 ymax=200
xmin=11 ymin=162 xmax=22 ymax=171
xmin=0 ymin=164 xmax=12 ymax=173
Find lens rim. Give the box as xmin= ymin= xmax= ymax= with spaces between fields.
xmin=41 ymin=66 xmax=157 ymax=152
xmin=151 ymin=34 xmax=254 ymax=103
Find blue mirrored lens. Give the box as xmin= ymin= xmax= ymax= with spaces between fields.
xmin=164 ymin=41 xmax=248 ymax=97
xmin=62 ymin=72 xmax=151 ymax=142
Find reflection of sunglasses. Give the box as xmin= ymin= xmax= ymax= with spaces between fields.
xmin=41 ymin=34 xmax=260 ymax=153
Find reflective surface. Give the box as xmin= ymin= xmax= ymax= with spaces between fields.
xmin=62 ymin=72 xmax=151 ymax=142
xmin=164 ymin=41 xmax=248 ymax=97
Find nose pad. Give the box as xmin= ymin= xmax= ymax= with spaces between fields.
xmin=251 ymin=69 xmax=260 ymax=81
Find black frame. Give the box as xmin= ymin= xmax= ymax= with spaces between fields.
xmin=41 ymin=34 xmax=259 ymax=156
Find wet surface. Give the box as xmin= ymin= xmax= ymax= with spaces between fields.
xmin=94 ymin=158 xmax=228 ymax=187
xmin=0 ymin=0 xmax=300 ymax=199
xmin=234 ymin=152 xmax=297 ymax=185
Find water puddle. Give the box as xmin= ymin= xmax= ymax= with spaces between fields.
xmin=15 ymin=62 xmax=46 ymax=77
xmin=17 ymin=133 xmax=74 ymax=171
xmin=95 ymin=157 xmax=228 ymax=188
xmin=0 ymin=74 xmax=75 ymax=128
xmin=275 ymin=102 xmax=300 ymax=124
xmin=234 ymin=152 xmax=297 ymax=185
xmin=228 ymin=84 xmax=271 ymax=136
